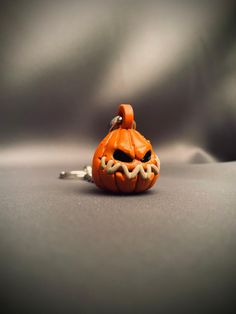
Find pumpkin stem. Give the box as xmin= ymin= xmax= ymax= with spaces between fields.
xmin=118 ymin=104 xmax=135 ymax=129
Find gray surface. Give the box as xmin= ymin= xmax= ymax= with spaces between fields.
xmin=1 ymin=162 xmax=236 ymax=313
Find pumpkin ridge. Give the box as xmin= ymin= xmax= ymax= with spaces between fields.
xmin=100 ymin=131 xmax=115 ymax=157
xmin=117 ymin=125 xmax=122 ymax=150
xmin=134 ymin=173 xmax=138 ymax=192
xmin=114 ymin=172 xmax=120 ymax=193
xmin=109 ymin=129 xmax=120 ymax=152
xmin=93 ymin=131 xmax=115 ymax=189
xmin=127 ymin=129 xmax=134 ymax=158
xmin=128 ymin=129 xmax=135 ymax=152
xmin=146 ymin=172 xmax=155 ymax=190
xmin=98 ymin=168 xmax=106 ymax=190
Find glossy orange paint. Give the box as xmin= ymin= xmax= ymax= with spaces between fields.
xmin=92 ymin=104 xmax=160 ymax=193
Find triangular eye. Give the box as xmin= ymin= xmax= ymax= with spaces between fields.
xmin=113 ymin=149 xmax=133 ymax=162
xmin=141 ymin=150 xmax=151 ymax=162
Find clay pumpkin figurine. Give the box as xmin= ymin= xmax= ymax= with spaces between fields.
xmin=92 ymin=104 xmax=160 ymax=193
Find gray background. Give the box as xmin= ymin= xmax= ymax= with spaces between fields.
xmin=0 ymin=1 xmax=236 ymax=313
xmin=0 ymin=0 xmax=236 ymax=160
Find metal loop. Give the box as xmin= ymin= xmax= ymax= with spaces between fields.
xmin=109 ymin=115 xmax=122 ymax=132
xmin=109 ymin=115 xmax=136 ymax=132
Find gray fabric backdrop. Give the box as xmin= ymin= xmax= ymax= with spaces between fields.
xmin=0 ymin=0 xmax=236 ymax=160
xmin=0 ymin=1 xmax=236 ymax=313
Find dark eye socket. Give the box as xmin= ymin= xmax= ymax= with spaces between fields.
xmin=113 ymin=149 xmax=133 ymax=162
xmin=141 ymin=150 xmax=151 ymax=162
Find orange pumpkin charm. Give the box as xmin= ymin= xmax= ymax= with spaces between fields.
xmin=92 ymin=104 xmax=160 ymax=193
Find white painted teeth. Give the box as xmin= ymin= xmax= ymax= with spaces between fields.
xmin=100 ymin=156 xmax=160 ymax=180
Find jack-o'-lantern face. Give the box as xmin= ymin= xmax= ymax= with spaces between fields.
xmin=92 ymin=104 xmax=160 ymax=193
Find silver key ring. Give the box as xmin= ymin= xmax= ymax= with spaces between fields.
xmin=59 ymin=166 xmax=93 ymax=183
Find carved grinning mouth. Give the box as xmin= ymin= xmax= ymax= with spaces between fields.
xmin=100 ymin=156 xmax=160 ymax=180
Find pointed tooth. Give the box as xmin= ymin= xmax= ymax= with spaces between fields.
xmin=146 ymin=164 xmax=152 ymax=178
xmin=100 ymin=156 xmax=106 ymax=168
